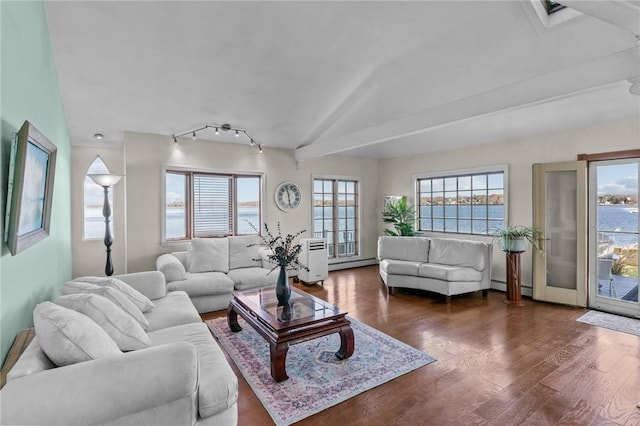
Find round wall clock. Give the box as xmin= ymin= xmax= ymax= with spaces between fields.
xmin=275 ymin=182 xmax=302 ymax=211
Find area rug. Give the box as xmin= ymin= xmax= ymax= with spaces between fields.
xmin=577 ymin=310 xmax=640 ymax=337
xmin=207 ymin=316 xmax=436 ymax=425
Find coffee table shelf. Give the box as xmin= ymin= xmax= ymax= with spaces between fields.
xmin=227 ymin=286 xmax=354 ymax=382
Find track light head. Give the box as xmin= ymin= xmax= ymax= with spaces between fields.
xmin=258 ymin=144 xmax=263 ymax=153
xmin=191 ymin=131 xmax=197 ymax=139
xmin=171 ymin=135 xmax=178 ymax=144
xmin=250 ymin=138 xmax=255 ymax=145
xmin=235 ymin=130 xmax=239 ymax=137
xmin=215 ymin=127 xmax=219 ymax=135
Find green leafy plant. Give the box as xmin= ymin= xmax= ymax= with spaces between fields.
xmin=249 ymin=222 xmax=308 ymax=272
xmin=382 ymin=196 xmax=416 ymax=236
xmin=492 ymin=225 xmax=544 ymax=253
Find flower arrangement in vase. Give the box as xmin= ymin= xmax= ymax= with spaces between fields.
xmin=250 ymin=222 xmax=308 ymax=305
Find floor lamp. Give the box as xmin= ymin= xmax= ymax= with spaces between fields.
xmin=88 ymin=174 xmax=123 ymax=276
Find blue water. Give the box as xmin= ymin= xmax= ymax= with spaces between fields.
xmin=598 ymin=205 xmax=638 ymax=246
xmin=103 ymin=203 xmax=638 ymax=246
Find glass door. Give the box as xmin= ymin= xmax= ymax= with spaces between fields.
xmin=589 ymin=159 xmax=639 ymax=318
xmin=533 ymin=161 xmax=587 ymax=306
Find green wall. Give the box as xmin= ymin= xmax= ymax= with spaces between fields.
xmin=0 ymin=1 xmax=72 ymax=365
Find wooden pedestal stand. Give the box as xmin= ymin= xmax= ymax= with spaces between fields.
xmin=504 ymin=251 xmax=525 ymax=306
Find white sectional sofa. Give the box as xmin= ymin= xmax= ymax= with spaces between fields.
xmin=378 ymin=236 xmax=493 ymax=303
xmin=156 ymin=235 xmax=278 ymax=313
xmin=0 ymin=271 xmax=238 ymax=426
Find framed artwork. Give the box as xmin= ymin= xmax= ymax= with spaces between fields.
xmin=383 ymin=195 xmax=402 ymax=211
xmin=4 ymin=121 xmax=57 ymax=255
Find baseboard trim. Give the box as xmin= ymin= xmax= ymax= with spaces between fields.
xmin=491 ymin=280 xmax=533 ymax=297
xmin=329 ymin=258 xmax=378 ymax=271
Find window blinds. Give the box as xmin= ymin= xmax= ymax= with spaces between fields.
xmin=193 ymin=174 xmax=233 ymax=236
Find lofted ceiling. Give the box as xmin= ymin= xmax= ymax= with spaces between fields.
xmin=44 ymin=1 xmax=640 ymax=160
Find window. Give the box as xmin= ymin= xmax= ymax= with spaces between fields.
xmin=165 ymin=169 xmax=261 ymax=240
xmin=416 ymin=168 xmax=505 ymax=236
xmin=84 ymin=157 xmax=113 ymax=239
xmin=313 ymin=177 xmax=359 ymax=258
xmin=542 ymin=0 xmax=566 ymax=15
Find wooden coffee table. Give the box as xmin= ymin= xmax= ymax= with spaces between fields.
xmin=227 ymin=286 xmax=354 ymax=382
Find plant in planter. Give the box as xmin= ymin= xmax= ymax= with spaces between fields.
xmin=492 ymin=225 xmax=544 ymax=253
xmin=382 ymin=196 xmax=416 ymax=236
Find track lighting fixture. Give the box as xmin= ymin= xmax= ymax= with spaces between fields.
xmin=170 ymin=123 xmax=264 ymax=152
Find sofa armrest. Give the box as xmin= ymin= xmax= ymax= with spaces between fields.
xmin=0 ymin=343 xmax=198 ymax=425
xmin=114 ymin=271 xmax=167 ymax=300
xmin=157 ymin=253 xmax=187 ymax=283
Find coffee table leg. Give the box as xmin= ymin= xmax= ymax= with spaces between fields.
xmin=270 ymin=341 xmax=290 ymax=382
xmin=227 ymin=305 xmax=242 ymax=332
xmin=336 ymin=325 xmax=355 ymax=360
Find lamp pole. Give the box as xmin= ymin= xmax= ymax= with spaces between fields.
xmin=100 ymin=184 xmax=114 ymax=276
xmin=88 ymin=174 xmax=122 ymax=276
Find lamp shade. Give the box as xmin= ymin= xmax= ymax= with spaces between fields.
xmin=88 ymin=174 xmax=123 ymax=187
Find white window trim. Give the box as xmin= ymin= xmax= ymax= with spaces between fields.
xmin=161 ymin=165 xmax=265 ymax=244
xmin=411 ymin=164 xmax=509 ymax=241
xmin=311 ymin=173 xmax=363 ymax=264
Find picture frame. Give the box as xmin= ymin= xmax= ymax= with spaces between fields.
xmin=4 ymin=121 xmax=57 ymax=255
xmin=383 ymin=195 xmax=402 ymax=211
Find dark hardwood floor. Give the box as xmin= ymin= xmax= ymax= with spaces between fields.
xmin=202 ymin=265 xmax=640 ymax=425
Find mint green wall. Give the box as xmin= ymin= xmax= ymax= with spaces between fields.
xmin=0 ymin=1 xmax=72 ymax=365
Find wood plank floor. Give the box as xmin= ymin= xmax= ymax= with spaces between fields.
xmin=202 ymin=265 xmax=640 ymax=425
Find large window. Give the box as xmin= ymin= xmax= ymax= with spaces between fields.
xmin=416 ymin=169 xmax=505 ymax=236
xmin=313 ymin=177 xmax=359 ymax=258
xmin=165 ymin=170 xmax=261 ymax=240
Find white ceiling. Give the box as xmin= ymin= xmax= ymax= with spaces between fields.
xmin=44 ymin=1 xmax=640 ymax=159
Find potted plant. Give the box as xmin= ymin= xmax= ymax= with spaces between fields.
xmin=493 ymin=225 xmax=543 ymax=253
xmin=250 ymin=222 xmax=308 ymax=305
xmin=382 ymin=196 xmax=416 ymax=236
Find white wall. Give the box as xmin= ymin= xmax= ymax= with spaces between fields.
xmin=378 ymin=117 xmax=640 ymax=291
xmin=123 ymin=132 xmax=380 ymax=273
xmin=71 ymin=146 xmax=127 ymax=277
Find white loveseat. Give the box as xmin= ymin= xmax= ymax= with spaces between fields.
xmin=156 ymin=235 xmax=278 ymax=313
xmin=378 ymin=236 xmax=493 ymax=303
xmin=0 ymin=271 xmax=238 ymax=426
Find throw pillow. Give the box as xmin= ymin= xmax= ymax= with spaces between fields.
xmin=56 ymin=293 xmax=151 ymax=351
xmin=228 ymin=235 xmax=262 ymax=270
xmin=72 ymin=276 xmax=155 ymax=313
xmin=187 ymin=237 xmax=229 ymax=273
xmin=63 ymin=281 xmax=149 ymax=330
xmin=33 ymin=302 xmax=121 ymax=367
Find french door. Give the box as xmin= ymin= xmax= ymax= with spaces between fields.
xmin=532 ymin=161 xmax=587 ymax=306
xmin=588 ymin=159 xmax=639 ymax=318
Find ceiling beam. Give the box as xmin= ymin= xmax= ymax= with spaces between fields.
xmin=560 ymin=0 xmax=640 ymax=36
xmin=295 ymin=45 xmax=640 ymax=162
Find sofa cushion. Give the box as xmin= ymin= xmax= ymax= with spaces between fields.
xmin=167 ymin=272 xmax=235 ymax=297
xmin=72 ymin=276 xmax=155 ymax=313
xmin=378 ymin=236 xmax=430 ymax=263
xmin=428 ymin=238 xmax=488 ymax=271
xmin=144 ymin=291 xmax=201 ymax=332
xmin=56 ymin=293 xmax=151 ymax=351
xmin=33 ymin=302 xmax=121 ymax=367
xmin=418 ymin=263 xmax=482 ymax=282
xmin=63 ymin=282 xmax=150 ymax=330
xmin=188 ymin=238 xmax=230 ymax=273
xmin=379 ymin=259 xmax=421 ymax=276
xmin=228 ymin=235 xmax=262 ymax=270
xmin=147 ymin=322 xmax=238 ymax=418
xmin=227 ymin=267 xmax=278 ymax=290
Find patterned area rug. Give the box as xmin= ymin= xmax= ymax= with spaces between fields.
xmin=577 ymin=310 xmax=640 ymax=337
xmin=207 ymin=316 xmax=436 ymax=425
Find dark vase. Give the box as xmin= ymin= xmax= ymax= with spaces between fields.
xmin=276 ymin=267 xmax=291 ymax=304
